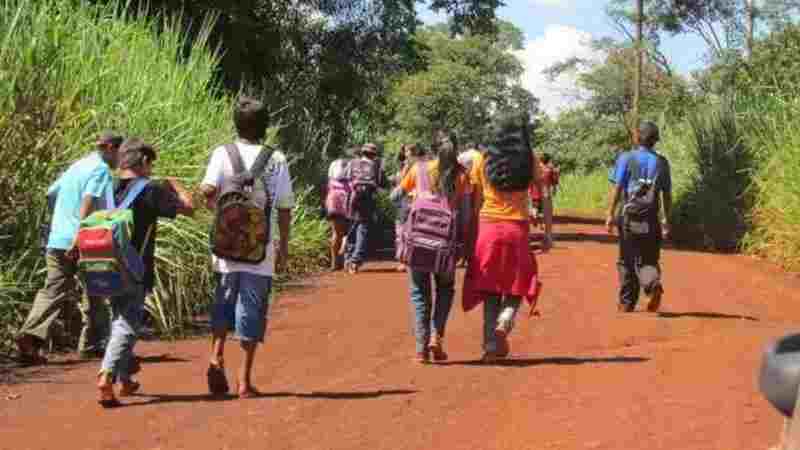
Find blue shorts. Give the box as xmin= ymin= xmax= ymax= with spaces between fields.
xmin=211 ymin=272 xmax=272 ymax=342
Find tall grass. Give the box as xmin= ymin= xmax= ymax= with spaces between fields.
xmin=0 ymin=0 xmax=329 ymax=350
xmin=741 ymin=96 xmax=800 ymax=269
xmin=554 ymin=170 xmax=610 ymax=214
xmin=661 ymin=99 xmax=752 ymax=250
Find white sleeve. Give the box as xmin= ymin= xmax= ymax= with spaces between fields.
xmin=201 ymin=148 xmax=225 ymax=188
xmin=327 ymin=161 xmax=337 ymax=180
xmin=273 ymin=155 xmax=295 ymax=210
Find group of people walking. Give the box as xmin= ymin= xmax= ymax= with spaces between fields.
xmin=12 ymin=91 xmax=673 ymax=407
xmin=323 ymin=119 xmax=672 ymax=363
xmin=14 ymin=97 xmax=295 ymax=406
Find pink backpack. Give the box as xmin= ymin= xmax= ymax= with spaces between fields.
xmin=399 ymin=162 xmax=459 ymax=274
xmin=326 ymin=178 xmax=351 ymax=217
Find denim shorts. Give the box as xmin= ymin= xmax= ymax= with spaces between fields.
xmin=211 ymin=272 xmax=272 ymax=342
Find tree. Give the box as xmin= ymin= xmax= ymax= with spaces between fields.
xmin=545 ymin=39 xmax=691 ymax=143
xmin=607 ymin=0 xmax=743 ymax=61
xmin=389 ymin=24 xmax=536 ymax=144
xmin=428 ymin=0 xmax=505 ymax=35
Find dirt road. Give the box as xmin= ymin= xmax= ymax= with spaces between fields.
xmin=1 ymin=218 xmax=797 ymax=450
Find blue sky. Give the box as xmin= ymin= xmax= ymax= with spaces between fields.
xmin=419 ymin=0 xmax=710 ymax=116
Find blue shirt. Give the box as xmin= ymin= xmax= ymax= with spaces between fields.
xmin=610 ymin=146 xmax=671 ymax=198
xmin=47 ymin=152 xmax=113 ymax=250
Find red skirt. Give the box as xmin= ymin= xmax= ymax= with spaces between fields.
xmin=462 ymin=219 xmax=542 ymax=314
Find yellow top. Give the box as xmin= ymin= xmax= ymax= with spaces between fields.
xmin=470 ymin=152 xmax=539 ymax=221
xmin=400 ymin=159 xmax=471 ymax=203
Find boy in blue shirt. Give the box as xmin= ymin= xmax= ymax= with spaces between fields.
xmin=605 ymin=122 xmax=673 ymax=313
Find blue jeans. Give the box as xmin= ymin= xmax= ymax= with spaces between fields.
xmin=483 ymin=295 xmax=522 ymax=353
xmin=408 ymin=270 xmax=455 ymax=353
xmin=345 ymin=220 xmax=370 ymax=265
xmin=100 ymin=283 xmax=145 ymax=383
xmin=211 ymin=272 xmax=272 ymax=343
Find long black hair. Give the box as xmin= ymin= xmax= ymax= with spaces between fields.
xmin=433 ymin=131 xmax=461 ymax=201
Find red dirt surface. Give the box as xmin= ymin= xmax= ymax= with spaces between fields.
xmin=1 ymin=219 xmax=797 ymax=450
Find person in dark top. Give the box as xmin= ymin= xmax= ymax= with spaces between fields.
xmin=343 ymin=143 xmax=389 ymax=274
xmin=97 ymin=137 xmax=194 ymax=408
xmin=605 ymin=121 xmax=673 ymax=313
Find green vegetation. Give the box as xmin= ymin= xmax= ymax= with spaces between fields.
xmin=553 ymin=171 xmax=609 ymax=214
xmin=0 ymin=0 xmax=329 ymax=350
xmin=542 ymin=3 xmax=800 ymax=264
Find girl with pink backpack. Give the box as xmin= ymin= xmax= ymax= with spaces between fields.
xmin=324 ymin=147 xmax=356 ymax=271
xmin=394 ymin=133 xmax=472 ymax=363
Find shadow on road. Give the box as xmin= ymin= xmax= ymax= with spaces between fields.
xmin=657 ymin=311 xmax=759 ymax=321
xmin=138 ymin=354 xmax=191 ymax=364
xmin=121 ymin=389 xmax=418 ymax=407
xmin=438 ymin=356 xmax=649 ymax=367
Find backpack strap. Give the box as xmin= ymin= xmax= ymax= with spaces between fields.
xmin=117 ymin=178 xmax=150 ymax=209
xmin=250 ymin=144 xmax=276 ymax=179
xmin=416 ymin=161 xmax=431 ymax=194
xmin=225 ymin=143 xmax=246 ymax=175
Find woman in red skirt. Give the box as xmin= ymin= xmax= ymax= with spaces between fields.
xmin=463 ymin=115 xmax=543 ymax=362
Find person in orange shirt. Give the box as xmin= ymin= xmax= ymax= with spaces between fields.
xmin=463 ymin=115 xmax=543 ymax=362
xmin=396 ymin=133 xmax=471 ymax=363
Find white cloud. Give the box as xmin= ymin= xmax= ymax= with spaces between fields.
xmin=512 ymin=24 xmax=601 ymax=118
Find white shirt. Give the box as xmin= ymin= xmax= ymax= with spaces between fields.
xmin=202 ymin=142 xmax=295 ymax=276
xmin=327 ymin=158 xmax=349 ymax=181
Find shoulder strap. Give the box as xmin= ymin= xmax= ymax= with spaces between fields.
xmin=250 ymin=144 xmax=276 ymax=178
xmin=119 ymin=178 xmax=150 ymax=209
xmin=627 ymin=152 xmax=641 ymax=179
xmin=417 ymin=161 xmax=432 ymax=194
xmin=225 ymin=143 xmax=246 ymax=175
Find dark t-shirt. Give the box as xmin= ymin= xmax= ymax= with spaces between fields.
xmin=114 ymin=178 xmax=178 ymax=292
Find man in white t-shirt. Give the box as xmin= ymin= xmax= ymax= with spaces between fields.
xmin=199 ymin=96 xmax=295 ymax=398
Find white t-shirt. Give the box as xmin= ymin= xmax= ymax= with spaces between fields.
xmin=202 ymin=142 xmax=295 ymax=276
xmin=328 ymin=158 xmax=349 ymax=181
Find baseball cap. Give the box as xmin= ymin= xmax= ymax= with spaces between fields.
xmin=118 ymin=137 xmax=157 ymax=170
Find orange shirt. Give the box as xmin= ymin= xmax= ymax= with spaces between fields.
xmin=470 ymin=152 xmax=540 ymax=221
xmin=400 ymin=160 xmax=471 ymax=204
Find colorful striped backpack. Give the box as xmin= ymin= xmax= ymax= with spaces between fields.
xmin=76 ymin=179 xmax=150 ymax=297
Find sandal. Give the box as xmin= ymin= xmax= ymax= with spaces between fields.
xmin=207 ymin=362 xmax=230 ymax=395
xmin=236 ymin=384 xmax=263 ymax=399
xmin=428 ymin=336 xmax=448 ymax=362
xmin=414 ymin=351 xmax=430 ymax=364
xmin=119 ymin=380 xmax=141 ymax=397
xmin=97 ymin=373 xmax=120 ymax=408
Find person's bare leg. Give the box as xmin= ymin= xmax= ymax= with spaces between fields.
xmin=238 ymin=340 xmax=258 ymax=397
xmin=210 ymin=330 xmax=227 ymax=367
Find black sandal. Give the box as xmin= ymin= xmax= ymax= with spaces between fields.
xmin=207 ymin=363 xmax=230 ymax=395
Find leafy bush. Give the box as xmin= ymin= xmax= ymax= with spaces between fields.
xmin=663 ymin=99 xmax=752 ymax=250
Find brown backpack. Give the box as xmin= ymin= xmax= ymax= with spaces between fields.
xmin=209 ymin=144 xmax=274 ymax=264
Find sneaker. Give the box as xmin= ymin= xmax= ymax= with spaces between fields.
xmin=647 ymin=286 xmax=663 ymax=312
xmin=493 ymin=328 xmax=511 ymax=358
